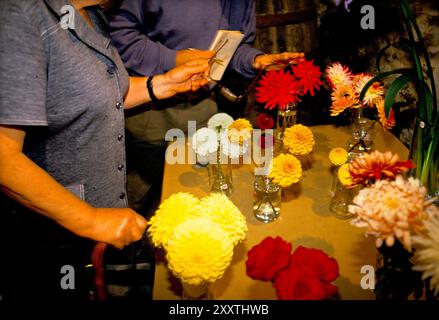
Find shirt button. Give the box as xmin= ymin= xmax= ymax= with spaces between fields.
xmin=118 ymin=164 xmax=124 ymax=171
xmin=117 ymin=134 xmax=124 ymax=141
xmin=119 ymin=193 xmax=126 ymax=200
xmin=116 ymin=102 xmax=122 ymax=110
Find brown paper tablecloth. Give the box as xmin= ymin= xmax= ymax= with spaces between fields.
xmin=153 ymin=124 xmax=408 ymax=300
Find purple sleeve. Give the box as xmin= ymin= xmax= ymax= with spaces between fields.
xmin=109 ymin=0 xmax=176 ymax=76
xmin=229 ymin=1 xmax=263 ymax=78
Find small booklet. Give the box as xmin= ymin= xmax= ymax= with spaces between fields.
xmin=208 ymin=30 xmax=244 ymax=81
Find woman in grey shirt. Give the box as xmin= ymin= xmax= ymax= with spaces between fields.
xmin=0 ymin=0 xmax=210 ymax=301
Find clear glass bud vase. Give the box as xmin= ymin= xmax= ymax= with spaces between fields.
xmin=253 ymin=175 xmax=281 ymax=223
xmin=208 ymin=143 xmax=233 ymax=197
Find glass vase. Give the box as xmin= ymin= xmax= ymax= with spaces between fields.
xmin=182 ymin=282 xmax=213 ymax=300
xmin=276 ymin=103 xmax=297 ymax=141
xmin=329 ymin=171 xmax=356 ymax=219
xmin=349 ymin=108 xmax=375 ymax=157
xmin=253 ymin=175 xmax=281 ymax=223
xmin=208 ymin=144 xmax=233 ymax=197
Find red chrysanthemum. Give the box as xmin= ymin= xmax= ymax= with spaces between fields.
xmin=256 ymin=70 xmax=301 ymax=110
xmin=246 ymin=236 xmax=292 ymax=281
xmin=274 ymin=267 xmax=338 ymax=300
xmin=292 ymin=59 xmax=323 ymax=96
xmin=256 ymin=113 xmax=275 ymax=130
xmin=289 ymin=246 xmax=339 ymax=283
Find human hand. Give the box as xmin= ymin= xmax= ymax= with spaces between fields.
xmin=253 ymin=52 xmax=305 ymax=70
xmin=176 ymin=48 xmax=214 ymax=66
xmin=86 ymin=208 xmax=147 ymax=249
xmin=153 ymin=59 xmax=210 ymax=99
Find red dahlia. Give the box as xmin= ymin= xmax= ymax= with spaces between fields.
xmin=292 ymin=59 xmax=323 ymax=96
xmin=256 ymin=113 xmax=275 ymax=130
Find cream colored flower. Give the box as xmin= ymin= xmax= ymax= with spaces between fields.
xmin=220 ymin=131 xmax=249 ymax=159
xmin=208 ymin=113 xmax=234 ymax=136
xmin=349 ymin=176 xmax=431 ymax=251
xmin=166 ymin=217 xmax=234 ymax=285
xmin=283 ymin=124 xmax=315 ymax=155
xmin=412 ymin=205 xmax=439 ymax=296
xmin=353 ymin=73 xmax=384 ymax=107
xmin=148 ymin=193 xmax=201 ymax=248
xmin=199 ymin=193 xmax=247 ymax=245
xmin=191 ymin=128 xmax=218 ymax=157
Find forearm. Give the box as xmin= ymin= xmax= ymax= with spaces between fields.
xmin=0 ymin=136 xmax=95 ymax=238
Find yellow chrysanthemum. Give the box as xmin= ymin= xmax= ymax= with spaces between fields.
xmin=148 ymin=192 xmax=201 ymax=248
xmin=199 ymin=193 xmax=247 ymax=245
xmin=329 ymin=147 xmax=349 ymax=166
xmin=283 ymin=124 xmax=315 ymax=155
xmin=330 ymin=84 xmax=357 ymax=116
xmin=338 ymin=163 xmax=353 ymax=187
xmin=269 ymin=153 xmax=302 ymax=188
xmin=354 ymin=73 xmax=384 ymax=107
xmin=228 ymin=118 xmax=253 ymax=144
xmin=166 ymin=217 xmax=234 ymax=285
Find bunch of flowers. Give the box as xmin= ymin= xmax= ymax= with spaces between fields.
xmin=148 ymin=192 xmax=247 ymax=285
xmin=325 ymin=63 xmax=395 ymax=129
xmin=246 ymin=237 xmax=339 ymax=300
xmin=255 ymin=59 xmax=323 ymax=110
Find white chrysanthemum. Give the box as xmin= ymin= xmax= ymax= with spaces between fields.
xmin=412 ymin=205 xmax=439 ymax=296
xmin=220 ymin=132 xmax=249 ymax=159
xmin=208 ymin=113 xmax=234 ymax=136
xmin=191 ymin=128 xmax=218 ymax=157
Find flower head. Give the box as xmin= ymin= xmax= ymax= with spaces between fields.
xmin=208 ymin=113 xmax=234 ymax=136
xmin=326 ymin=62 xmax=353 ymax=88
xmin=412 ymin=205 xmax=439 ymax=295
xmin=349 ymin=176 xmax=432 ymax=251
xmin=227 ymin=118 xmax=253 ymax=145
xmin=166 ymin=217 xmax=234 ymax=285
xmin=354 ymin=73 xmax=384 ymax=107
xmin=246 ymin=237 xmax=292 ymax=281
xmin=329 ymin=147 xmax=349 ymax=166
xmin=330 ymin=84 xmax=357 ymax=116
xmin=292 ymin=59 xmax=323 ymax=96
xmin=349 ymin=150 xmax=415 ymax=187
xmin=148 ymin=193 xmax=201 ymax=248
xmin=283 ymin=124 xmax=315 ymax=155
xmin=256 ymin=113 xmax=275 ymax=130
xmin=376 ymin=98 xmax=396 ymax=129
xmin=338 ymin=163 xmax=353 ymax=187
xmin=191 ymin=128 xmax=218 ymax=157
xmin=199 ymin=193 xmax=247 ymax=245
xmin=256 ymin=69 xmax=301 ymax=110
xmin=269 ymin=153 xmax=302 ymax=188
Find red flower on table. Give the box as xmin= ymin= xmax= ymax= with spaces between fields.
xmin=289 ymin=246 xmax=339 ymax=283
xmin=274 ymin=267 xmax=338 ymax=300
xmin=292 ymin=59 xmax=323 ymax=96
xmin=255 ymin=70 xmax=301 ymax=110
xmin=246 ymin=236 xmax=292 ymax=281
xmin=256 ymin=113 xmax=275 ymax=130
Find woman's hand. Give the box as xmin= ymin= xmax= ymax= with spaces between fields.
xmin=253 ymin=52 xmax=305 ymax=70
xmin=152 ymin=59 xmax=211 ymax=100
xmin=86 ymin=208 xmax=148 ymax=249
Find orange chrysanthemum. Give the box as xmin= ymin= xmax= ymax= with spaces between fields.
xmin=353 ymin=73 xmax=384 ymax=107
xmin=256 ymin=69 xmax=301 ymax=110
xmin=375 ymin=99 xmax=396 ymax=129
xmin=326 ymin=63 xmax=353 ymax=88
xmin=330 ymin=84 xmax=358 ymax=116
xmin=349 ymin=150 xmax=415 ymax=187
xmin=283 ymin=124 xmax=315 ymax=155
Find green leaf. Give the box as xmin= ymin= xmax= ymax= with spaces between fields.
xmin=358 ymin=68 xmax=412 ymax=103
xmin=384 ymin=73 xmax=415 ymax=117
xmin=418 ymin=80 xmax=433 ymax=124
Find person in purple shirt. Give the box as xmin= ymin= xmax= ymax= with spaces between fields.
xmin=108 ymin=1 xmax=303 ymax=214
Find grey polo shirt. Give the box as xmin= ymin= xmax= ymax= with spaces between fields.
xmin=0 ymin=0 xmax=130 ymax=208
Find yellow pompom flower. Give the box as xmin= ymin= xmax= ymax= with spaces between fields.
xmin=199 ymin=193 xmax=247 ymax=245
xmin=148 ymin=192 xmax=201 ymax=248
xmin=269 ymin=153 xmax=302 ymax=188
xmin=166 ymin=217 xmax=234 ymax=285
xmin=338 ymin=163 xmax=353 ymax=187
xmin=329 ymin=147 xmax=349 ymax=166
xmin=283 ymin=124 xmax=315 ymax=155
xmin=228 ymin=118 xmax=253 ymax=144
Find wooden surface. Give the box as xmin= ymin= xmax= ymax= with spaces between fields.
xmin=153 ymin=125 xmax=409 ymax=300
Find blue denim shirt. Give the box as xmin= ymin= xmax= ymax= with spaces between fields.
xmin=0 ymin=0 xmax=130 ymax=209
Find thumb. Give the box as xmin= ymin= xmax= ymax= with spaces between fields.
xmin=136 ymin=215 xmax=148 ymax=230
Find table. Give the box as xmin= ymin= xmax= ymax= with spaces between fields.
xmin=153 ymin=125 xmax=408 ymax=300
